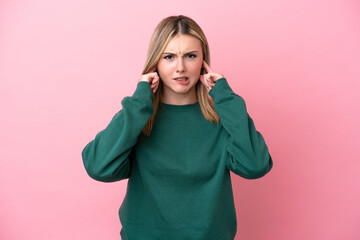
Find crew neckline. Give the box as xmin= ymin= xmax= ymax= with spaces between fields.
xmin=160 ymin=101 xmax=200 ymax=111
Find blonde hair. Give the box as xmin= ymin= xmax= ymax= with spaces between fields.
xmin=142 ymin=15 xmax=219 ymax=135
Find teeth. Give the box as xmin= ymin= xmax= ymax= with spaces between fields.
xmin=176 ymin=78 xmax=187 ymax=81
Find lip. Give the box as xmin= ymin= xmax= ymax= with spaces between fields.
xmin=173 ymin=76 xmax=188 ymax=80
xmin=173 ymin=76 xmax=189 ymax=85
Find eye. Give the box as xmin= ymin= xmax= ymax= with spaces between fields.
xmin=164 ymin=55 xmax=173 ymax=60
xmin=186 ymin=53 xmax=196 ymax=58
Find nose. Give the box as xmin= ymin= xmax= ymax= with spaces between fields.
xmin=176 ymin=58 xmax=185 ymax=73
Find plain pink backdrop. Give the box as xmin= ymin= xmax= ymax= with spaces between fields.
xmin=1 ymin=0 xmax=359 ymax=239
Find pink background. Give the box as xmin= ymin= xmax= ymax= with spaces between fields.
xmin=1 ymin=0 xmax=359 ymax=239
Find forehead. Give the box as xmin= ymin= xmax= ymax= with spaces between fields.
xmin=164 ymin=34 xmax=202 ymax=53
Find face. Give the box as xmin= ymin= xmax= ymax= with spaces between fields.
xmin=157 ymin=34 xmax=203 ymax=103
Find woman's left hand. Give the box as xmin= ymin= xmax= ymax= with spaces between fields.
xmin=200 ymin=60 xmax=224 ymax=92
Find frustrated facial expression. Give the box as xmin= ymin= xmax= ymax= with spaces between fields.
xmin=157 ymin=34 xmax=203 ymax=103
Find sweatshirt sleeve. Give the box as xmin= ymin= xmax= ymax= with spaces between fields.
xmin=81 ymin=81 xmax=154 ymax=182
xmin=209 ymin=78 xmax=273 ymax=179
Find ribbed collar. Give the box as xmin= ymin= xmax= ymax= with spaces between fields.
xmin=160 ymin=102 xmax=200 ymax=111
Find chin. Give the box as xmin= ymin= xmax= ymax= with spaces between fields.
xmin=173 ymin=87 xmax=191 ymax=94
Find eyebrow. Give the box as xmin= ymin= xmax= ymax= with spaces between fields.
xmin=162 ymin=51 xmax=199 ymax=55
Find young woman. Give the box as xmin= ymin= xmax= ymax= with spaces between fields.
xmin=82 ymin=15 xmax=273 ymax=240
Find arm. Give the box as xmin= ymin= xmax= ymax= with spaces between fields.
xmin=81 ymin=81 xmax=154 ymax=182
xmin=209 ymin=78 xmax=273 ymax=179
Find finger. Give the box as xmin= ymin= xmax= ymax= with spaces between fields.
xmin=149 ymin=72 xmax=159 ymax=78
xmin=148 ymin=73 xmax=159 ymax=83
xmin=152 ymin=75 xmax=159 ymax=84
xmin=202 ymin=60 xmax=213 ymax=73
xmin=204 ymin=74 xmax=215 ymax=85
xmin=151 ymin=76 xmax=159 ymax=88
xmin=153 ymin=84 xmax=159 ymax=93
xmin=207 ymin=80 xmax=215 ymax=86
xmin=201 ymin=75 xmax=210 ymax=88
xmin=150 ymin=83 xmax=155 ymax=92
xmin=200 ymin=75 xmax=212 ymax=91
xmin=208 ymin=72 xmax=224 ymax=83
xmin=154 ymin=74 xmax=159 ymax=81
xmin=152 ymin=82 xmax=159 ymax=93
xmin=151 ymin=80 xmax=158 ymax=88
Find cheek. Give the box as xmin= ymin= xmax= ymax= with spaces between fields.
xmin=189 ymin=60 xmax=203 ymax=74
xmin=157 ymin=62 xmax=174 ymax=82
xmin=157 ymin=61 xmax=173 ymax=74
xmin=156 ymin=62 xmax=167 ymax=78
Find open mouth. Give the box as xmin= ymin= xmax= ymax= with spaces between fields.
xmin=174 ymin=77 xmax=188 ymax=82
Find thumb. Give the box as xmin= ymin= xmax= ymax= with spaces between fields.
xmin=148 ymin=72 xmax=159 ymax=82
xmin=200 ymin=74 xmax=212 ymax=91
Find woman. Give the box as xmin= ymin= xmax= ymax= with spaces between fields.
xmin=82 ymin=15 xmax=273 ymax=240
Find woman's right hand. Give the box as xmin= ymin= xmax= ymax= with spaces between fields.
xmin=138 ymin=68 xmax=160 ymax=93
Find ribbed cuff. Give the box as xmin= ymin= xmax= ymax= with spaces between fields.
xmin=208 ymin=78 xmax=235 ymax=101
xmin=132 ymin=81 xmax=153 ymax=98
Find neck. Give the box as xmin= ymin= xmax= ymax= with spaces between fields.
xmin=161 ymin=88 xmax=197 ymax=105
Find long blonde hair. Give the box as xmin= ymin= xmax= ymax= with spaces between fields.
xmin=142 ymin=15 xmax=219 ymax=136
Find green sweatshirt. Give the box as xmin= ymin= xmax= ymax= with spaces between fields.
xmin=82 ymin=78 xmax=273 ymax=240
